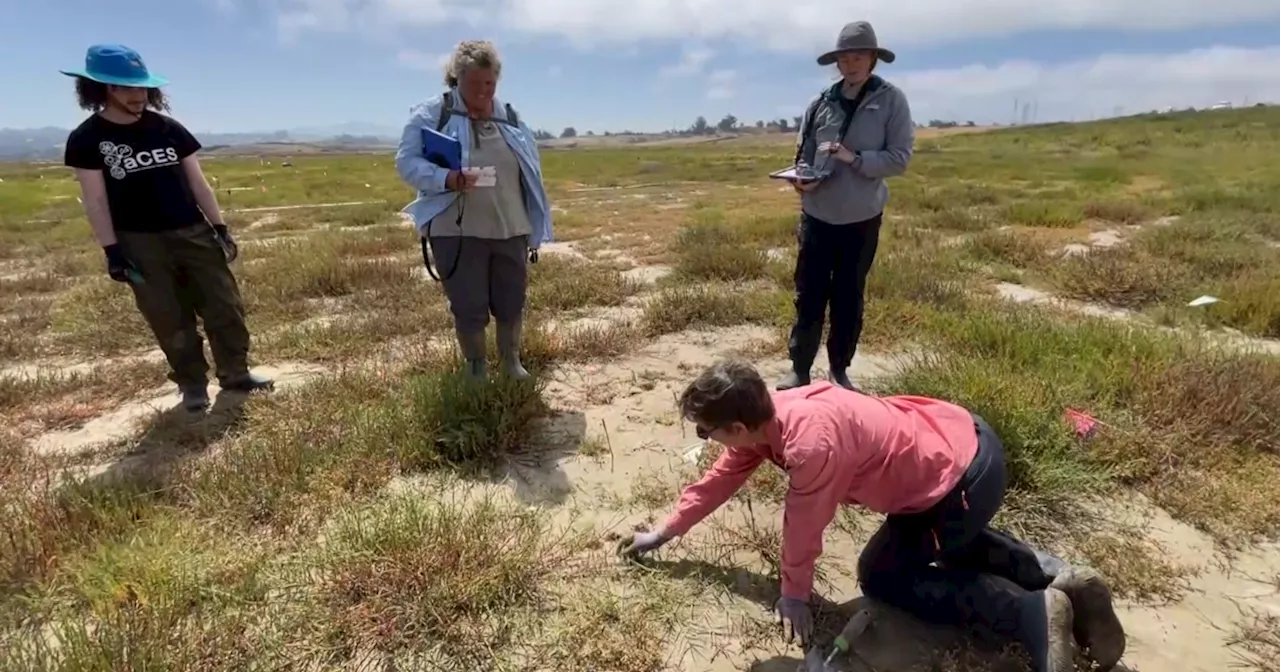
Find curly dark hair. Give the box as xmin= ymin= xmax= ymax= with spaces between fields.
xmin=74 ymin=77 xmax=170 ymax=112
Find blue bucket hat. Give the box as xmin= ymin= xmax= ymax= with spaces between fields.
xmin=60 ymin=44 xmax=169 ymax=88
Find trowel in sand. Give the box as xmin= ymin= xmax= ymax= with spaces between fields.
xmin=800 ymin=608 xmax=874 ymax=672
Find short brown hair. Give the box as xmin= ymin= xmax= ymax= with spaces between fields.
xmin=74 ymin=77 xmax=170 ymax=112
xmin=678 ymin=359 xmax=776 ymax=431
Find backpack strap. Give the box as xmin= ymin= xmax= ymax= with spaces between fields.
xmin=795 ymin=96 xmax=823 ymax=165
xmin=436 ymin=92 xmax=521 ymax=131
xmin=437 ymin=91 xmax=522 ymax=132
xmin=795 ymin=76 xmax=882 ymax=165
xmin=436 ymin=91 xmax=454 ymax=132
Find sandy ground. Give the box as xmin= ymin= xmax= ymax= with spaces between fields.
xmin=515 ymin=318 xmax=1280 ymax=672
xmin=8 ymin=225 xmax=1279 ymax=670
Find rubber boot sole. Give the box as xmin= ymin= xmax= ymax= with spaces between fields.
xmin=1053 ymin=567 xmax=1125 ymax=670
xmin=1043 ymin=588 xmax=1076 ymax=672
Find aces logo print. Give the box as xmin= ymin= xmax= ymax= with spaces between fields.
xmin=98 ymin=141 xmax=180 ymax=180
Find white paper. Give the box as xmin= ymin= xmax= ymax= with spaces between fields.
xmin=1188 ymin=295 xmax=1220 ymax=307
xmin=466 ymin=166 xmax=498 ymax=187
xmin=682 ymin=442 xmax=705 ymax=465
xmin=769 ymin=165 xmax=821 ymax=182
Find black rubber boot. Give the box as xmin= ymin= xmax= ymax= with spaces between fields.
xmin=776 ymin=367 xmax=811 ymax=391
xmin=781 ymin=324 xmax=821 ymax=391
xmin=829 ymin=368 xmax=859 ymax=391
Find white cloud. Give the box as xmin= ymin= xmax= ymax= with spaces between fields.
xmin=894 ymin=45 xmax=1280 ymax=124
xmin=396 ymin=49 xmax=449 ymax=72
xmin=265 ymin=0 xmax=1280 ymax=52
xmin=658 ymin=46 xmax=714 ymax=77
xmin=706 ymin=69 xmax=737 ymax=100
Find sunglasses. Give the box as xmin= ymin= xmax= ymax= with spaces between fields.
xmin=695 ymin=425 xmax=712 ymax=440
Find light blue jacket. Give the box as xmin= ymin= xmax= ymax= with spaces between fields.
xmin=394 ymin=89 xmax=554 ymax=248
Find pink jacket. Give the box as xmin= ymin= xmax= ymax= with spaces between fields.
xmin=661 ymin=382 xmax=979 ymax=601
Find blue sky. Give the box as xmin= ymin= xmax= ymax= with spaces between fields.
xmin=5 ymin=0 xmax=1280 ymax=135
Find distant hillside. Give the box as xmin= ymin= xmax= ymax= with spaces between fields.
xmin=0 ymin=127 xmax=71 ymax=161
xmin=0 ymin=123 xmax=399 ymax=161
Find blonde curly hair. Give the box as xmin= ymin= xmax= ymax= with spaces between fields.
xmin=443 ymin=40 xmax=502 ymax=88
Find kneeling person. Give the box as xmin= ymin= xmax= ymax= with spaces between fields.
xmin=619 ymin=360 xmax=1126 ymax=672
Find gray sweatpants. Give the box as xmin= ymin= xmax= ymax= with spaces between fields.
xmin=427 ymin=234 xmax=528 ymax=333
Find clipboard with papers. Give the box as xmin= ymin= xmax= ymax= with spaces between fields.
xmin=420 ymin=126 xmax=497 ymax=187
xmin=421 ymin=127 xmax=462 ymax=171
xmin=769 ymin=163 xmax=828 ymax=183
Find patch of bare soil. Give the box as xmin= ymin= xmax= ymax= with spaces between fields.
xmin=994 ymin=281 xmax=1280 ymax=356
xmin=32 ymin=361 xmax=326 ymax=458
xmin=1059 ymin=228 xmax=1129 ymax=257
xmin=1099 ymin=494 xmax=1280 ymax=672
xmin=0 ymin=349 xmax=166 ymax=380
xmin=246 ymin=212 xmax=281 ymax=230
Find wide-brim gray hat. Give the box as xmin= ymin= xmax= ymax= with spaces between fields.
xmin=817 ymin=21 xmax=896 ymax=66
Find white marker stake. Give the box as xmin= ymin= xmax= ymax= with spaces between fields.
xmin=1188 ymin=295 xmax=1220 ymax=307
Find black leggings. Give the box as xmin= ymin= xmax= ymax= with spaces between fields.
xmin=787 ymin=212 xmax=881 ymax=371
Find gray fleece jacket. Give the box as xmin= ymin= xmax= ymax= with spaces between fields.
xmin=796 ymin=75 xmax=915 ymax=225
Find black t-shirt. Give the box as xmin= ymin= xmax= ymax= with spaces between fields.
xmin=64 ymin=111 xmax=206 ymax=233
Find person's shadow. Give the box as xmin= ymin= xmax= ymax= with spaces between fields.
xmin=80 ymin=389 xmax=252 ymax=489
xmin=642 ymin=557 xmax=1136 ymax=672
xmin=490 ymin=409 xmax=586 ymax=507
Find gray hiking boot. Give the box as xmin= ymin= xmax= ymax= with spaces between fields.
xmin=776 ymin=367 xmax=811 ymax=391
xmin=1052 ymin=567 xmax=1125 ymax=670
xmin=1021 ymin=587 xmax=1076 ymax=672
xmin=455 ymin=328 xmax=489 ymax=379
xmin=181 ymin=385 xmax=210 ymax=412
xmin=220 ymin=371 xmax=275 ymax=393
xmin=496 ymin=320 xmax=530 ymax=379
xmin=465 ymin=358 xmax=488 ymax=379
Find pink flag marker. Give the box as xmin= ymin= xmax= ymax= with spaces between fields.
xmin=1064 ymin=408 xmax=1099 ymax=440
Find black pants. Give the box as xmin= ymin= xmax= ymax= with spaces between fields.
xmin=787 ymin=212 xmax=881 ymax=371
xmin=856 ymin=414 xmax=1067 ymax=644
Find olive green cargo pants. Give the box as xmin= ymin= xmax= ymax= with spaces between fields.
xmin=115 ymin=223 xmax=252 ymax=389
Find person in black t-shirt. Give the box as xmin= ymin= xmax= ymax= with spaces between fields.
xmin=61 ymin=44 xmax=273 ymax=412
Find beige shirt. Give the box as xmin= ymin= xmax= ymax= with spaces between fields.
xmin=430 ymin=119 xmax=534 ymax=240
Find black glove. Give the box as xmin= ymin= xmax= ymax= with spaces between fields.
xmin=213 ymin=224 xmax=239 ymax=263
xmin=103 ymin=244 xmax=141 ymax=284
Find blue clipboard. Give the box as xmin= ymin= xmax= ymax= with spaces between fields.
xmin=421 ymin=127 xmax=462 ymax=171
